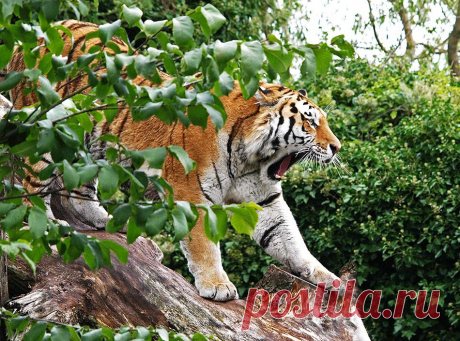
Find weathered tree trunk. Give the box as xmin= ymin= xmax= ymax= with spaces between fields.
xmin=448 ymin=0 xmax=460 ymax=77
xmin=0 ymin=230 xmax=8 ymax=341
xmin=389 ymin=0 xmax=416 ymax=59
xmin=5 ymin=231 xmax=370 ymax=340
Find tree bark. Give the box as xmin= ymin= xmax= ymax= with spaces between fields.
xmin=448 ymin=0 xmax=460 ymax=76
xmin=389 ymin=0 xmax=416 ymax=58
xmin=4 ymin=231 xmax=370 ymax=340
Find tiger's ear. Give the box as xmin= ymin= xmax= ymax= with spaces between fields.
xmin=258 ymin=86 xmax=273 ymax=95
xmin=298 ymin=89 xmax=307 ymax=96
xmin=256 ymin=87 xmax=276 ymax=107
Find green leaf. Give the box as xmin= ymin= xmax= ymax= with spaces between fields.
xmin=182 ymin=48 xmax=202 ymax=75
xmin=83 ymin=242 xmax=104 ymax=270
xmin=98 ymin=165 xmax=119 ymax=193
xmin=0 ymin=166 xmax=12 ymax=180
xmin=240 ymin=41 xmax=264 ymax=78
xmin=37 ymin=129 xmax=55 ymax=154
xmin=45 ymin=27 xmax=64 ymax=55
xmin=71 ymin=231 xmax=88 ymax=252
xmin=145 ymin=208 xmax=168 ymax=236
xmin=78 ymin=164 xmax=98 ymax=184
xmin=141 ymin=147 xmax=167 ymax=169
xmin=0 ymin=45 xmax=14 ymax=70
xmin=0 ymin=0 xmax=21 ymax=20
xmin=313 ymin=48 xmax=332 ymax=76
xmin=81 ymin=328 xmax=102 ymax=341
xmin=105 ymin=53 xmax=119 ymax=84
xmin=37 ymin=75 xmax=60 ymax=106
xmin=29 ymin=206 xmax=48 ymax=239
xmin=134 ymin=102 xmax=163 ymax=121
xmin=50 ymin=325 xmax=71 ymax=341
xmin=0 ymin=203 xmax=15 ymax=217
xmin=168 ymin=146 xmax=196 ymax=174
xmin=127 ymin=218 xmax=142 ymax=244
xmin=63 ymin=160 xmax=80 ymax=190
xmin=200 ymin=4 xmax=226 ymax=35
xmin=331 ymin=34 xmax=355 ymax=57
xmin=144 ymin=19 xmax=167 ymax=36
xmin=202 ymin=103 xmax=226 ymax=131
xmin=190 ymin=4 xmax=226 ymax=39
xmin=100 ymin=240 xmax=128 ymax=264
xmin=203 ymin=206 xmax=218 ymax=243
xmin=1 ymin=205 xmax=27 ymax=230
xmin=0 ymin=71 xmax=24 ymax=92
xmin=239 ymin=75 xmax=259 ymax=99
xmin=226 ymin=205 xmax=259 ymax=237
xmin=122 ymin=5 xmax=143 ymax=27
xmin=172 ymin=16 xmax=194 ymax=48
xmin=263 ymin=44 xmax=293 ymax=74
xmin=172 ymin=208 xmax=188 ymax=241
xmin=300 ymin=47 xmax=316 ymax=80
xmin=218 ymin=71 xmax=234 ymax=95
xmin=188 ymin=105 xmax=208 ymax=129
xmin=29 ymin=196 xmax=47 ymax=211
xmin=24 ymin=321 xmax=47 ymax=341
xmin=112 ymin=203 xmax=131 ymax=227
xmin=99 ymin=20 xmax=122 ymax=45
xmin=41 ymin=0 xmax=59 ymax=21
xmin=10 ymin=140 xmax=38 ymax=157
xmin=77 ymin=113 xmax=94 ymax=133
xmin=9 ymin=316 xmax=29 ymax=333
xmin=214 ymin=40 xmax=237 ymax=65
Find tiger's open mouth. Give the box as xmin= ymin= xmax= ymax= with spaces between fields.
xmin=267 ymin=152 xmax=307 ymax=180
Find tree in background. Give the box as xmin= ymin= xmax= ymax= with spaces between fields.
xmin=365 ymin=0 xmax=460 ymax=75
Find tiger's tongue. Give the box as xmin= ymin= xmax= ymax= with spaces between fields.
xmin=277 ymin=155 xmax=292 ymax=177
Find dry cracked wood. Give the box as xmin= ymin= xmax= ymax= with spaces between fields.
xmin=5 ymin=232 xmax=370 ymax=340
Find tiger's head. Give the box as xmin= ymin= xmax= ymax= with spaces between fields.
xmin=245 ymin=83 xmax=341 ymax=181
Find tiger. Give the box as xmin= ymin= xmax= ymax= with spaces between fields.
xmin=7 ymin=20 xmax=342 ymax=301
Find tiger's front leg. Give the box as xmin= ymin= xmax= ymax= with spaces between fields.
xmin=253 ymin=193 xmax=339 ymax=287
xmin=180 ymin=214 xmax=238 ymax=301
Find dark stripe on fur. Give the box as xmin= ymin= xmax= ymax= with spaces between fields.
xmin=227 ymin=105 xmax=261 ymax=179
xmin=70 ymin=189 xmax=93 ymax=199
xmin=257 ymin=192 xmax=280 ymax=207
xmin=284 ymin=116 xmax=296 ymax=143
xmin=83 ymin=184 xmax=96 ymax=191
xmin=196 ymin=174 xmax=214 ymax=204
xmin=260 ymin=221 xmax=282 ymax=249
xmin=212 ymin=162 xmax=222 ymax=192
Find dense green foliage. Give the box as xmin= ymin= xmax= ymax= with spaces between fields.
xmin=74 ymin=0 xmax=298 ymax=42
xmin=289 ymin=59 xmax=459 ymax=340
xmin=1 ymin=309 xmax=211 ymax=341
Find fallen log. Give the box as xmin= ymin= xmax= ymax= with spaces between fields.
xmin=5 ymin=231 xmax=370 ymax=340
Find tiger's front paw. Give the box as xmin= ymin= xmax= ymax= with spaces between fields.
xmin=196 ymin=278 xmax=239 ymax=301
xmin=297 ymin=263 xmax=339 ymax=289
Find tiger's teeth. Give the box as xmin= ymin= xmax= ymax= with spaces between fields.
xmin=275 ymin=175 xmax=287 ymax=180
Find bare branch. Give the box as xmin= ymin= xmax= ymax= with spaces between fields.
xmin=366 ymin=0 xmax=389 ymax=53
xmin=448 ymin=0 xmax=460 ymax=76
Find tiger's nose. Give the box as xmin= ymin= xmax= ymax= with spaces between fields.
xmin=330 ymin=142 xmax=341 ymax=155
